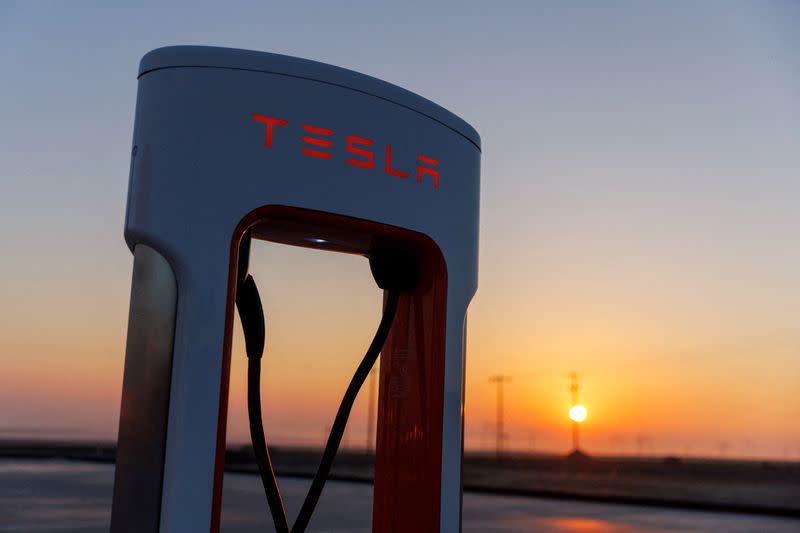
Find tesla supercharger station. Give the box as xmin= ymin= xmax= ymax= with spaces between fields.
xmin=111 ymin=46 xmax=480 ymax=533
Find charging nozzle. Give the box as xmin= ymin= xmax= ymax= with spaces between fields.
xmin=236 ymin=275 xmax=265 ymax=360
xmin=369 ymin=249 xmax=420 ymax=293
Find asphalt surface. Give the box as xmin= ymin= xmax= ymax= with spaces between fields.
xmin=2 ymin=459 xmax=799 ymax=532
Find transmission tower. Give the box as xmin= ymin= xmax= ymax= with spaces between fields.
xmin=569 ymin=372 xmax=581 ymax=451
xmin=489 ymin=375 xmax=512 ymax=458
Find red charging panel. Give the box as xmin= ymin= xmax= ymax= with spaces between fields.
xmin=373 ymin=248 xmax=447 ymax=533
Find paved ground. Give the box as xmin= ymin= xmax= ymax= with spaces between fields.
xmin=2 ymin=459 xmax=799 ymax=532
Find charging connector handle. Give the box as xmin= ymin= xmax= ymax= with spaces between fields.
xmin=236 ymin=275 xmax=265 ymax=360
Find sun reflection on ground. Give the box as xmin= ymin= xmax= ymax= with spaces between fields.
xmin=541 ymin=517 xmax=633 ymax=532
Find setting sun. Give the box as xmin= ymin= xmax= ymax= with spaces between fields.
xmin=569 ymin=405 xmax=587 ymax=423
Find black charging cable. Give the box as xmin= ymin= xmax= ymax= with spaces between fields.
xmin=236 ymin=244 xmax=417 ymax=533
xmin=236 ymin=273 xmax=290 ymax=532
xmin=292 ymin=287 xmax=399 ymax=532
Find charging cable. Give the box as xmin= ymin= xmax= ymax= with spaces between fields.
xmin=236 ymin=241 xmax=417 ymax=533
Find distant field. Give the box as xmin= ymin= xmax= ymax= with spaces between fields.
xmin=229 ymin=447 xmax=800 ymax=517
xmin=2 ymin=440 xmax=798 ymax=517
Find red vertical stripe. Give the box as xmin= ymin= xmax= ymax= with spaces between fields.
xmin=373 ymin=247 xmax=447 ymax=533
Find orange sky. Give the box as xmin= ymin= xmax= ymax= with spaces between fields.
xmin=1 ymin=2 xmax=798 ymax=461
xmin=2 ymin=240 xmax=797 ymax=460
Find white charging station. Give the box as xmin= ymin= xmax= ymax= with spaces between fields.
xmin=111 ymin=46 xmax=481 ymax=533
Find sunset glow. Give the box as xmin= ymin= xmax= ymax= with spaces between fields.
xmin=0 ymin=2 xmax=798 ymax=464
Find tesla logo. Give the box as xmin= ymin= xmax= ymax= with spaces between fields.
xmin=251 ymin=114 xmax=441 ymax=188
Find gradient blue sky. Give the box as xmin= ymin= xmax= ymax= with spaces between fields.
xmin=1 ymin=1 xmax=798 ymax=458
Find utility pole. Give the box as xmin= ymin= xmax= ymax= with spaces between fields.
xmin=489 ymin=375 xmax=511 ymax=459
xmin=366 ymin=367 xmax=377 ymax=453
xmin=569 ymin=372 xmax=580 ymax=451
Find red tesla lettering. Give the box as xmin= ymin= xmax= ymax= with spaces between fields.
xmin=251 ymin=114 xmax=288 ymax=148
xmin=385 ymin=144 xmax=409 ymax=178
xmin=302 ymin=124 xmax=334 ymax=159
xmin=346 ymin=135 xmax=374 ymax=169
xmin=250 ymin=114 xmax=441 ymax=189
xmin=417 ymin=154 xmax=440 ymax=188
